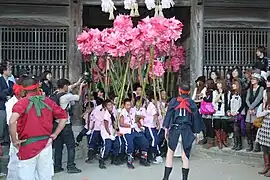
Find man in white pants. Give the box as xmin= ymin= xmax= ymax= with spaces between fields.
xmin=9 ymin=77 xmax=67 ymax=180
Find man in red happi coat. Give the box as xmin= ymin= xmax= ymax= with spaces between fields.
xmin=9 ymin=76 xmax=68 ymax=180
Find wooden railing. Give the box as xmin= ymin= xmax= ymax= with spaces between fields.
xmin=13 ymin=64 xmax=69 ymax=80
xmin=203 ymin=65 xmax=252 ymax=78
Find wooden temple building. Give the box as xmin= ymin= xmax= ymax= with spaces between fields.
xmin=0 ymin=0 xmax=269 ymax=84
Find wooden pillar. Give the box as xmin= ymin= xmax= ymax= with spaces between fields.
xmin=267 ymin=29 xmax=270 ymax=57
xmin=68 ymin=0 xmax=83 ymax=83
xmin=190 ymin=0 xmax=204 ymax=85
xmin=69 ymin=0 xmax=83 ymax=125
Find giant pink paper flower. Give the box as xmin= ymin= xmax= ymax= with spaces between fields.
xmin=76 ymin=15 xmax=185 ymax=69
xmin=165 ymin=45 xmax=185 ymax=72
xmin=77 ymin=29 xmax=103 ymax=56
xmin=153 ymin=61 xmax=165 ymax=77
xmin=113 ymin=15 xmax=133 ymax=30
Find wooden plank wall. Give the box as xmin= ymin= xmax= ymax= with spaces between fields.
xmin=0 ymin=1 xmax=69 ymax=26
xmin=204 ymin=0 xmax=270 ymax=28
xmin=204 ymin=0 xmax=270 ymax=8
xmin=203 ymin=0 xmax=270 ymax=66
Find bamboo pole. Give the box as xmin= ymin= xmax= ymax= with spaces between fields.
xmin=117 ymin=54 xmax=131 ymax=109
xmin=137 ymin=45 xmax=154 ymax=117
xmin=166 ymin=40 xmax=173 ymax=93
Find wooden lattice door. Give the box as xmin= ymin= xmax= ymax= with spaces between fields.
xmin=203 ymin=28 xmax=269 ymax=77
xmin=0 ymin=26 xmax=69 ymax=79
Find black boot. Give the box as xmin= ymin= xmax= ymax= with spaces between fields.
xmin=246 ymin=140 xmax=253 ymax=152
xmin=147 ymin=147 xmax=154 ymax=163
xmin=162 ymin=166 xmax=172 ymax=180
xmin=99 ymin=158 xmax=106 ymax=169
xmin=235 ymin=136 xmax=242 ymax=151
xmin=198 ymin=131 xmax=207 ymax=145
xmin=111 ymin=155 xmax=121 ymax=165
xmin=182 ymin=168 xmax=189 ymax=180
xmin=127 ymin=154 xmax=135 ymax=169
xmin=140 ymin=152 xmax=150 ymax=167
xmin=253 ymin=142 xmax=261 ymax=152
xmin=86 ymin=149 xmax=95 ymax=163
xmin=231 ymin=136 xmax=238 ymax=150
xmin=119 ymin=153 xmax=126 ymax=164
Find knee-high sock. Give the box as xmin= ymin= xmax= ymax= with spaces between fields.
xmin=163 ymin=166 xmax=172 ymax=180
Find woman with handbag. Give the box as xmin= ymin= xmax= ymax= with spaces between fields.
xmin=245 ymin=73 xmax=264 ymax=152
xmin=200 ymin=79 xmax=216 ymax=148
xmin=255 ymin=77 xmax=270 ymax=177
xmin=192 ymin=76 xmax=206 ymax=104
xmin=227 ymin=79 xmax=246 ymax=151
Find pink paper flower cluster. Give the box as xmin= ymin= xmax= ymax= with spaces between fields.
xmin=153 ymin=61 xmax=165 ymax=77
xmin=77 ymin=14 xmax=185 ymax=74
xmin=165 ymin=46 xmax=185 ymax=72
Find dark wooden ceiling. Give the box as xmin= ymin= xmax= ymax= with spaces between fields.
xmin=83 ymin=5 xmax=190 ymax=36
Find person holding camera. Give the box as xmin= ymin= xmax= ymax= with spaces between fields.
xmin=52 ymin=78 xmax=87 ymax=174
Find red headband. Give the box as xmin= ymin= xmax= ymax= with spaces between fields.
xmin=179 ymin=87 xmax=190 ymax=95
xmin=13 ymin=83 xmax=39 ymax=96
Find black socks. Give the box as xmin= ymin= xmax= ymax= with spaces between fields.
xmin=163 ymin=166 xmax=172 ymax=180
xmin=182 ymin=168 xmax=189 ymax=180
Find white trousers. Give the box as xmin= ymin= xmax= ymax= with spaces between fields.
xmin=17 ymin=145 xmax=54 ymax=180
xmin=7 ymin=143 xmax=19 ymax=180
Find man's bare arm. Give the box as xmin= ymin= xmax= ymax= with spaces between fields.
xmin=9 ymin=112 xmax=20 ymax=144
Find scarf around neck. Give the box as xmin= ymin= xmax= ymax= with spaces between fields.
xmin=25 ymin=96 xmax=52 ymax=116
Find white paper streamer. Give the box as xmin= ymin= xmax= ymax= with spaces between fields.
xmin=124 ymin=0 xmax=133 ymax=9
xmin=161 ymin=0 xmax=175 ymax=9
xmin=145 ymin=0 xmax=156 ymax=10
xmin=134 ymin=2 xmax=140 ymax=17
xmin=124 ymin=0 xmax=136 ymax=9
xmin=101 ymin=0 xmax=116 ymax=13
xmin=154 ymin=5 xmax=159 ymax=17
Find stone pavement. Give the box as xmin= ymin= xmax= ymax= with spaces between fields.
xmin=53 ymin=145 xmax=266 ymax=180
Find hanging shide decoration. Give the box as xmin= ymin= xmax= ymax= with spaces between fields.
xmin=161 ymin=0 xmax=175 ymax=9
xmin=151 ymin=0 xmax=175 ymax=17
xmin=101 ymin=0 xmax=116 ymax=20
xmin=77 ymin=15 xmax=185 ymax=114
xmin=124 ymin=0 xmax=140 ymax=17
xmin=145 ymin=0 xmax=155 ymax=11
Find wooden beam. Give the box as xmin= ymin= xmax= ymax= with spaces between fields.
xmin=83 ymin=0 xmax=191 ymax=6
xmin=0 ymin=0 xmax=69 ymax=5
xmin=0 ymin=4 xmax=69 ymax=19
xmin=189 ymin=0 xmax=204 ymax=84
xmin=204 ymin=7 xmax=270 ymax=22
xmin=0 ymin=17 xmax=68 ymax=26
xmin=204 ymin=21 xmax=270 ymax=29
xmin=204 ymin=0 xmax=270 ymax=8
xmin=0 ymin=4 xmax=69 ymax=26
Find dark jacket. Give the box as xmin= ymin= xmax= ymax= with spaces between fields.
xmin=254 ymin=57 xmax=269 ymax=72
xmin=163 ymin=95 xmax=205 ymax=158
xmin=0 ymin=76 xmax=14 ymax=110
xmin=41 ymin=81 xmax=53 ymax=97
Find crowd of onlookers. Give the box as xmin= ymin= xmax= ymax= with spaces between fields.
xmin=0 ymin=45 xmax=269 ymax=178
xmin=193 ymin=46 xmax=270 ymax=177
